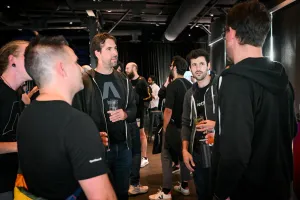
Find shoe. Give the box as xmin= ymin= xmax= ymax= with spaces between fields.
xmin=129 ymin=184 xmax=149 ymax=195
xmin=149 ymin=189 xmax=172 ymax=200
xmin=173 ymin=182 xmax=190 ymax=196
xmin=171 ymin=165 xmax=180 ymax=174
xmin=141 ymin=157 xmax=149 ymax=168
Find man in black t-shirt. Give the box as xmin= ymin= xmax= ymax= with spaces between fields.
xmin=125 ymin=62 xmax=150 ymax=195
xmin=0 ymin=40 xmax=32 ymax=200
xmin=73 ymin=33 xmax=136 ymax=200
xmin=125 ymin=62 xmax=152 ymax=169
xmin=181 ymin=49 xmax=218 ymax=200
xmin=17 ymin=36 xmax=116 ymax=200
xmin=149 ymin=56 xmax=192 ymax=200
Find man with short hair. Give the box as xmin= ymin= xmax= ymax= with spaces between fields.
xmin=149 ymin=56 xmax=192 ymax=200
xmin=17 ymin=36 xmax=116 ymax=200
xmin=148 ymin=75 xmax=160 ymax=111
xmin=73 ymin=33 xmax=136 ymax=200
xmin=181 ymin=49 xmax=218 ymax=200
xmin=125 ymin=62 xmax=152 ymax=168
xmin=0 ymin=40 xmax=31 ymax=200
xmin=212 ymin=1 xmax=297 ymax=200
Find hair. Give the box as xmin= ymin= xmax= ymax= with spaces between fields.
xmin=149 ymin=75 xmax=156 ymax=82
xmin=91 ymin=33 xmax=116 ymax=65
xmin=172 ymin=55 xmax=188 ymax=76
xmin=227 ymin=1 xmax=271 ymax=47
xmin=186 ymin=49 xmax=210 ymax=66
xmin=24 ymin=35 xmax=69 ymax=87
xmin=0 ymin=40 xmax=29 ymax=75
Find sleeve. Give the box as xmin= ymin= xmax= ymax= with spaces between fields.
xmin=164 ymin=83 xmax=176 ymax=110
xmin=125 ymin=80 xmax=137 ymax=123
xmin=158 ymin=86 xmax=167 ymax=100
xmin=214 ymin=75 xmax=254 ymax=199
xmin=64 ymin=113 xmax=108 ymax=180
xmin=153 ymin=85 xmax=160 ymax=100
xmin=141 ymin=79 xmax=152 ymax=101
xmin=181 ymin=90 xmax=193 ymax=141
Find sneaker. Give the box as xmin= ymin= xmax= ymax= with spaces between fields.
xmin=172 ymin=165 xmax=180 ymax=174
xmin=141 ymin=157 xmax=149 ymax=168
xmin=129 ymin=184 xmax=149 ymax=195
xmin=173 ymin=182 xmax=190 ymax=196
xmin=149 ymin=189 xmax=172 ymax=200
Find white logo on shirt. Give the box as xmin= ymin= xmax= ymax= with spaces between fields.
xmin=89 ymin=157 xmax=102 ymax=163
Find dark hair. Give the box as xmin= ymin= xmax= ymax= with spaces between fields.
xmin=91 ymin=33 xmax=116 ymax=65
xmin=25 ymin=35 xmax=69 ymax=87
xmin=0 ymin=40 xmax=29 ymax=75
xmin=172 ymin=55 xmax=188 ymax=76
xmin=149 ymin=75 xmax=156 ymax=82
xmin=226 ymin=1 xmax=271 ymax=47
xmin=186 ymin=49 xmax=210 ymax=66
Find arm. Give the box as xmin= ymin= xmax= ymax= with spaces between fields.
xmin=214 ymin=76 xmax=254 ymax=199
xmin=163 ymin=108 xmax=172 ymax=132
xmin=79 ymin=174 xmax=116 ymax=200
xmin=163 ymin=82 xmax=175 ymax=131
xmin=125 ymin=80 xmax=137 ymax=123
xmin=0 ymin=142 xmax=17 ymax=154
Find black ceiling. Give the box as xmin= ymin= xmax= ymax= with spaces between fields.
xmin=0 ymin=0 xmax=278 ymax=45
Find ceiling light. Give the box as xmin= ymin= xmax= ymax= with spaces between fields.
xmin=188 ymin=34 xmax=191 ymax=36
xmin=195 ymin=25 xmax=199 ymax=28
xmin=210 ymin=13 xmax=214 ymax=17
xmin=7 ymin=5 xmax=10 ymax=8
xmin=86 ymin=10 xmax=95 ymax=17
xmin=107 ymin=10 xmax=112 ymax=13
xmin=156 ymin=23 xmax=159 ymax=27
xmin=70 ymin=22 xmax=73 ymax=24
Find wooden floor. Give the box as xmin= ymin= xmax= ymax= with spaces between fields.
xmin=129 ymin=143 xmax=197 ymax=200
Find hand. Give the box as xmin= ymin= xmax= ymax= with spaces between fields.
xmin=196 ymin=120 xmax=215 ymax=132
xmin=100 ymin=132 xmax=108 ymax=146
xmin=164 ymin=78 xmax=169 ymax=87
xmin=107 ymin=109 xmax=127 ymax=122
xmin=22 ymin=93 xmax=31 ymax=105
xmin=182 ymin=149 xmax=195 ymax=172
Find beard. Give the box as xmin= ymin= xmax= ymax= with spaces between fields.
xmin=193 ymin=70 xmax=208 ymax=81
xmin=169 ymin=70 xmax=174 ymax=81
xmin=127 ymin=72 xmax=134 ymax=80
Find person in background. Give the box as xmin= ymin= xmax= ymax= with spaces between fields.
xmin=212 ymin=1 xmax=297 ymax=200
xmin=125 ymin=62 xmax=152 ymax=168
xmin=0 ymin=40 xmax=31 ymax=200
xmin=148 ymin=75 xmax=160 ymax=127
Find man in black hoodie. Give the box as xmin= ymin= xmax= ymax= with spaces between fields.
xmin=73 ymin=33 xmax=136 ymax=200
xmin=212 ymin=1 xmax=297 ymax=200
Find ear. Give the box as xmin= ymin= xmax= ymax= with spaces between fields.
xmin=207 ymin=62 xmax=211 ymax=71
xmin=8 ymin=55 xmax=14 ymax=66
xmin=228 ymin=27 xmax=236 ymax=41
xmin=95 ymin=50 xmax=101 ymax=58
xmin=58 ymin=62 xmax=67 ymax=78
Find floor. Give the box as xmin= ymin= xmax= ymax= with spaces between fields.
xmin=129 ymin=143 xmax=197 ymax=200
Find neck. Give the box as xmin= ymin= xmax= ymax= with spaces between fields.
xmin=233 ymin=45 xmax=263 ymax=64
xmin=132 ymin=73 xmax=139 ymax=80
xmin=37 ymin=86 xmax=73 ymax=105
xmin=95 ymin=62 xmax=113 ymax=75
xmin=197 ymin=75 xmax=211 ymax=88
xmin=174 ymin=74 xmax=183 ymax=80
xmin=1 ymin=70 xmax=25 ymax=91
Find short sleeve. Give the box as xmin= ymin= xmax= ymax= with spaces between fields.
xmin=165 ymin=82 xmax=176 ymax=109
xmin=64 ymin=112 xmax=108 ymax=180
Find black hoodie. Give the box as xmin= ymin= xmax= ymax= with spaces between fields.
xmin=212 ymin=57 xmax=297 ymax=200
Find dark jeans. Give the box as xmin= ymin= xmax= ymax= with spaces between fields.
xmin=193 ymin=152 xmax=211 ymax=200
xmin=106 ymin=142 xmax=132 ymax=200
xmin=129 ymin=122 xmax=141 ymax=186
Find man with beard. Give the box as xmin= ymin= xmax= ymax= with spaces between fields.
xmin=212 ymin=1 xmax=297 ymax=200
xmin=125 ymin=62 xmax=152 ymax=169
xmin=181 ymin=49 xmax=218 ymax=200
xmin=73 ymin=33 xmax=136 ymax=200
xmin=0 ymin=40 xmax=32 ymax=200
xmin=149 ymin=56 xmax=192 ymax=200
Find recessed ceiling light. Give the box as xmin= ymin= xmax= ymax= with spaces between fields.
xmin=107 ymin=10 xmax=112 ymax=13
xmin=70 ymin=22 xmax=73 ymax=24
xmin=210 ymin=13 xmax=214 ymax=17
xmin=188 ymin=34 xmax=191 ymax=36
xmin=156 ymin=23 xmax=159 ymax=26
xmin=7 ymin=5 xmax=10 ymax=8
xmin=196 ymin=25 xmax=199 ymax=28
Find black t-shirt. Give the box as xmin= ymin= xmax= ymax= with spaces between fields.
xmin=17 ymin=101 xmax=108 ymax=199
xmin=131 ymin=77 xmax=149 ymax=118
xmin=0 ymin=79 xmax=20 ymax=192
xmin=193 ymin=84 xmax=209 ymax=148
xmin=165 ymin=78 xmax=192 ymax=128
xmin=94 ymin=71 xmax=126 ymax=143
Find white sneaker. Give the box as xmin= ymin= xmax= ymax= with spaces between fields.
xmin=128 ymin=184 xmax=149 ymax=195
xmin=173 ymin=182 xmax=190 ymax=196
xmin=141 ymin=157 xmax=149 ymax=168
xmin=149 ymin=189 xmax=172 ymax=200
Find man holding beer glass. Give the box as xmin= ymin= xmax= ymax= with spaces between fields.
xmin=181 ymin=49 xmax=218 ymax=200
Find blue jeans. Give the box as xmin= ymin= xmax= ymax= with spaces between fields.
xmin=106 ymin=142 xmax=132 ymax=200
xmin=129 ymin=122 xmax=141 ymax=186
xmin=193 ymin=152 xmax=211 ymax=200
